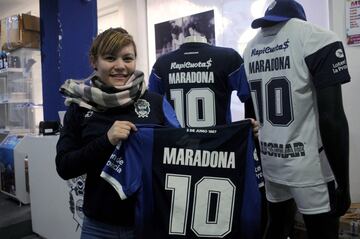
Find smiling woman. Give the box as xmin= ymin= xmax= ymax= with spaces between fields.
xmin=55 ymin=27 xmax=180 ymax=239
xmin=92 ymin=44 xmax=136 ymax=87
xmin=90 ymin=28 xmax=137 ymax=87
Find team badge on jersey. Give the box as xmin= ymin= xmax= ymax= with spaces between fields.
xmin=134 ymin=99 xmax=150 ymax=118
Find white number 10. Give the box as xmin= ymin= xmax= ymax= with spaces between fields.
xmin=170 ymin=88 xmax=216 ymax=127
xmin=165 ymin=174 xmax=235 ymax=237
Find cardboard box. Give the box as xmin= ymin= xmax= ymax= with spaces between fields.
xmin=1 ymin=14 xmax=40 ymax=51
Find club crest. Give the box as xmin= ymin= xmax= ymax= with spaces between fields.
xmin=134 ymin=99 xmax=150 ymax=118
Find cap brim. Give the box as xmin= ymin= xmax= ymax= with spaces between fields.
xmin=251 ymin=15 xmax=291 ymax=29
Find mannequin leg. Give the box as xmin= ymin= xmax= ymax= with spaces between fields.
xmin=303 ymin=213 xmax=339 ymax=239
xmin=264 ymin=198 xmax=297 ymax=239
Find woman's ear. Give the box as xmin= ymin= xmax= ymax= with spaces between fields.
xmin=90 ymin=56 xmax=98 ymax=71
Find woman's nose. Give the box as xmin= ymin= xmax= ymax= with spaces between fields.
xmin=114 ymin=58 xmax=125 ymax=69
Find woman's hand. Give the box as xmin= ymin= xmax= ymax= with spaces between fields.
xmin=249 ymin=118 xmax=260 ymax=138
xmin=107 ymin=121 xmax=137 ymax=145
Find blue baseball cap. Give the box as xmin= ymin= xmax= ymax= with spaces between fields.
xmin=251 ymin=0 xmax=307 ymax=29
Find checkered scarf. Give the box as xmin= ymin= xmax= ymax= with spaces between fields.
xmin=59 ymin=70 xmax=146 ymax=111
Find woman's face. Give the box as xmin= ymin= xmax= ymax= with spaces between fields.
xmin=93 ymin=44 xmax=136 ymax=87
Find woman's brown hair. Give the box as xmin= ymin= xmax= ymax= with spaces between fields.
xmin=89 ymin=27 xmax=137 ymax=61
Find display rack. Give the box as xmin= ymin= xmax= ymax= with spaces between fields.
xmin=0 ymin=48 xmax=43 ymax=135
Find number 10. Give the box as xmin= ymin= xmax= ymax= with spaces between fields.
xmin=170 ymin=88 xmax=216 ymax=127
xmin=165 ymin=174 xmax=235 ymax=237
xmin=249 ymin=77 xmax=294 ymax=126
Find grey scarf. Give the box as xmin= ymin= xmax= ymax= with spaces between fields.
xmin=59 ymin=70 xmax=147 ymax=111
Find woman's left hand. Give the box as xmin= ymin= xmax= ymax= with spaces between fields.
xmin=249 ymin=118 xmax=260 ymax=138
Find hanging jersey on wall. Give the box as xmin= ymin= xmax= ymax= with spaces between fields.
xmin=101 ymin=121 xmax=261 ymax=239
xmin=242 ymin=18 xmax=351 ymax=187
xmin=149 ymin=42 xmax=250 ymax=127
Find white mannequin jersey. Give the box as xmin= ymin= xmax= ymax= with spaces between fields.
xmin=242 ymin=19 xmax=351 ymax=186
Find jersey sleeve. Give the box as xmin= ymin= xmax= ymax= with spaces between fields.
xmin=228 ymin=51 xmax=250 ymax=102
xmin=229 ymin=63 xmax=251 ymax=102
xmin=162 ymin=97 xmax=181 ymax=128
xmin=100 ymin=138 xmax=143 ymax=200
xmin=304 ymin=26 xmax=351 ymax=89
xmin=148 ymin=62 xmax=165 ymax=94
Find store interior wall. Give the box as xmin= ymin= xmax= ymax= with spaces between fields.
xmin=97 ymin=0 xmax=149 ymax=79
xmin=1 ymin=0 xmax=359 ymax=201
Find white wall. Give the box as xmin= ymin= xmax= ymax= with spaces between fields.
xmin=146 ymin=0 xmax=329 ymax=74
xmin=0 ymin=0 xmax=39 ymax=17
xmin=98 ymin=0 xmax=149 ymax=79
xmin=329 ymin=0 xmax=360 ymax=202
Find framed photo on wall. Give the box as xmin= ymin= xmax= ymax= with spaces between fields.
xmin=154 ymin=10 xmax=215 ymax=58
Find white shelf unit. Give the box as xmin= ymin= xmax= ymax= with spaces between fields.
xmin=0 ymin=48 xmax=43 ymax=135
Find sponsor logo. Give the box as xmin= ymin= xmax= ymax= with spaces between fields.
xmin=170 ymin=58 xmax=212 ymax=70
xmin=251 ymin=39 xmax=290 ymax=57
xmin=107 ymin=153 xmax=124 ymax=174
xmin=332 ymin=59 xmax=348 ymax=74
xmin=260 ymin=141 xmax=306 ymax=158
xmin=335 ymin=48 xmax=344 ymax=58
xmin=134 ymin=99 xmax=150 ymax=118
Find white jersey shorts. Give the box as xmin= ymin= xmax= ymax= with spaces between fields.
xmin=265 ymin=180 xmax=336 ymax=215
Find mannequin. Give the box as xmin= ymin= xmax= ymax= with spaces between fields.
xmin=243 ymin=0 xmax=351 ymax=239
xmin=149 ymin=20 xmax=267 ymax=237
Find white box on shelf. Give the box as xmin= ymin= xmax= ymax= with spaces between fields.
xmin=5 ymin=103 xmax=43 ymax=134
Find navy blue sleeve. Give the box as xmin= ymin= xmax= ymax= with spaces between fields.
xmin=148 ymin=67 xmax=165 ymax=94
xmin=229 ymin=63 xmax=251 ymax=102
xmin=225 ymin=50 xmax=250 ymax=102
xmin=162 ymin=97 xmax=181 ymax=128
xmin=305 ymin=41 xmax=351 ymax=89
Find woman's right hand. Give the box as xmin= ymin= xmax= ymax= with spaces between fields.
xmin=107 ymin=121 xmax=137 ymax=145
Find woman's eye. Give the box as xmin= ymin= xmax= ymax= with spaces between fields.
xmin=104 ymin=55 xmax=116 ymax=61
xmin=123 ymin=57 xmax=135 ymax=62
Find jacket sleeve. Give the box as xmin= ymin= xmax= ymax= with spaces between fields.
xmin=55 ymin=104 xmax=115 ymax=180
